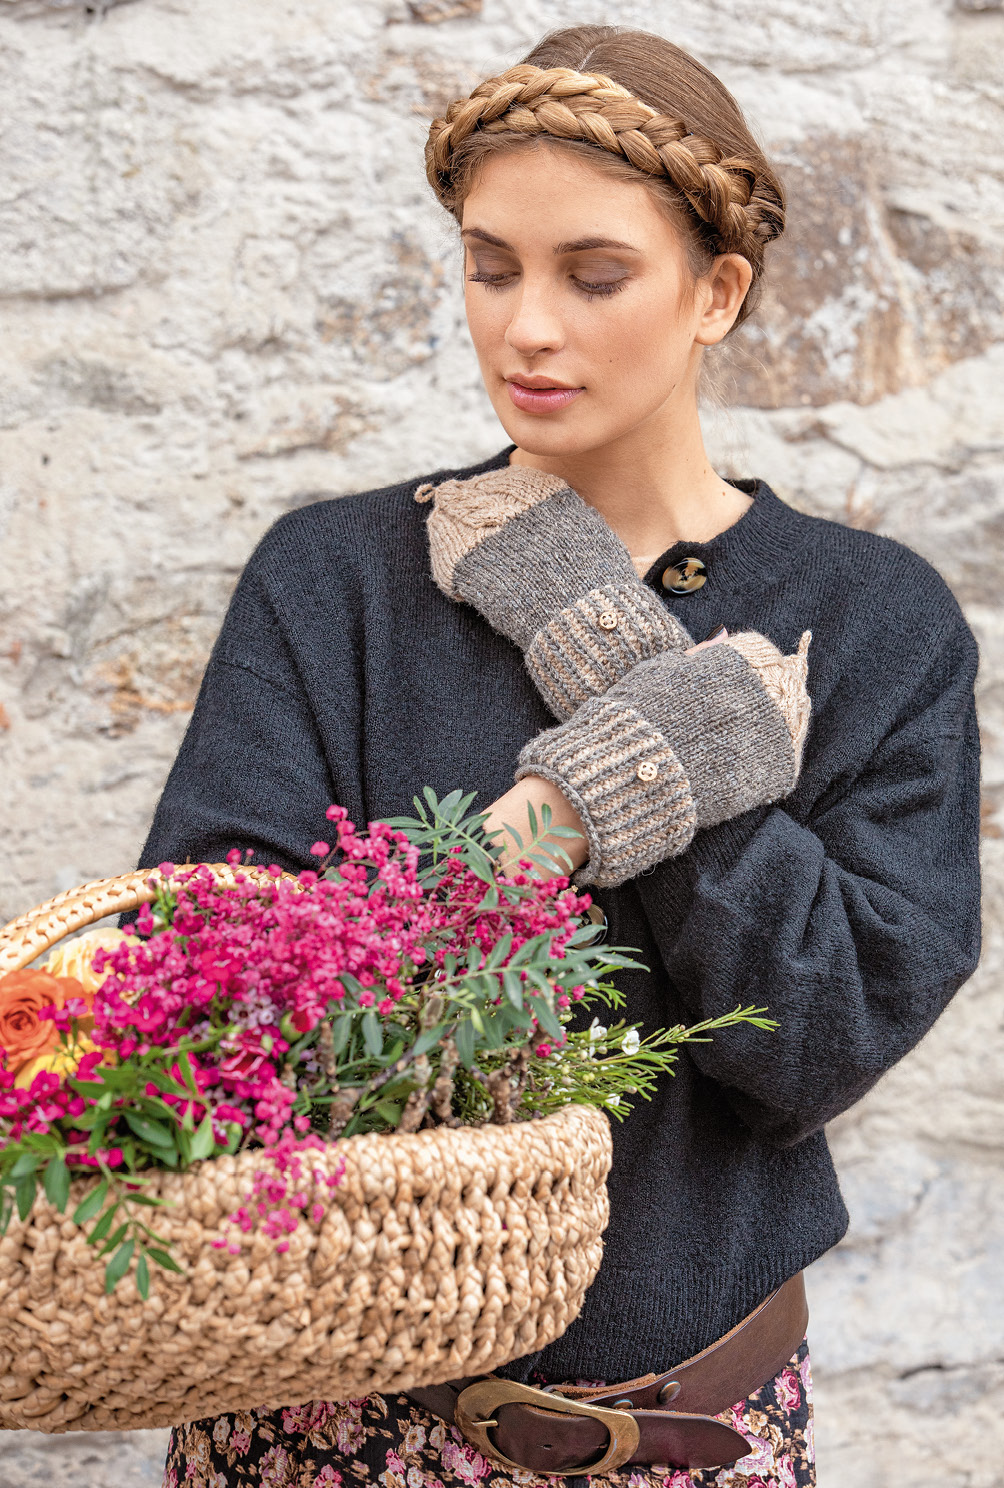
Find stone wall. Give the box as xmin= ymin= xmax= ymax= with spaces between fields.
xmin=0 ymin=1 xmax=1002 ymax=1484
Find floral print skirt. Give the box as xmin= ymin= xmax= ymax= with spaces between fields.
xmin=163 ymin=1340 xmax=813 ymax=1488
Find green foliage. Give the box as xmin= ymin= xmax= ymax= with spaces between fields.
xmin=297 ymin=792 xmax=776 ymax=1140
xmin=0 ymin=1029 xmax=237 ymax=1295
xmin=0 ymin=789 xmax=778 ymax=1297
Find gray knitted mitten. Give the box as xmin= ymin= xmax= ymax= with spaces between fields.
xmin=516 ymin=631 xmax=812 ymax=887
xmin=416 ymin=467 xmax=692 ymax=719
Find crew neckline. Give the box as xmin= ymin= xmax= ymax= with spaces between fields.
xmin=485 ymin=447 xmax=809 ymax=599
xmin=641 ymin=478 xmax=808 ymax=597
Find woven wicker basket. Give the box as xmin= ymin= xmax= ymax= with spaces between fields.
xmin=0 ymin=870 xmax=612 ymax=1434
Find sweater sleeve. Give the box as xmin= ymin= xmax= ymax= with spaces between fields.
xmin=635 ymin=617 xmax=982 ymax=1148
xmin=136 ymin=537 xmax=344 ymax=875
xmin=137 ymin=660 xmax=335 ymax=874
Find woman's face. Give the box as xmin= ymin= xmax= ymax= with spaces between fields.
xmin=461 ymin=144 xmax=747 ymax=459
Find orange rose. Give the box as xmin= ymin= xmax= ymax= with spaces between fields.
xmin=0 ymin=969 xmax=89 ymax=1077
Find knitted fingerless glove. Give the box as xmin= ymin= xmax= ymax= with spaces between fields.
xmin=516 ymin=631 xmax=812 ymax=887
xmin=416 ymin=467 xmax=692 ymax=719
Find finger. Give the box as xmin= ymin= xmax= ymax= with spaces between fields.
xmin=685 ymin=626 xmax=728 ymax=655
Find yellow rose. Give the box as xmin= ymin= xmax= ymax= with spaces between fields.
xmin=43 ymin=928 xmax=136 ymax=994
xmin=13 ymin=1034 xmax=99 ymax=1088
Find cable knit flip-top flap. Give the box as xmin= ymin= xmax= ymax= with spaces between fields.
xmin=415 ymin=466 xmax=568 ymax=517
xmin=416 ymin=468 xmax=570 ymax=596
xmin=727 ymin=630 xmax=812 ymax=765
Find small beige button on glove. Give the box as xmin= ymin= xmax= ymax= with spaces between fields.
xmin=417 ymin=466 xmax=693 ymax=718
xmin=517 ymin=630 xmax=812 ymax=887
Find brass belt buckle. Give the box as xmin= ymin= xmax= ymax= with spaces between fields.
xmin=454 ymin=1379 xmax=641 ymax=1477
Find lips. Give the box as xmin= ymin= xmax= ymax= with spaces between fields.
xmin=506 ymin=378 xmax=584 ymax=414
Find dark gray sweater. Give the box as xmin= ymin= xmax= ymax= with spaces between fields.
xmin=138 ymin=445 xmax=981 ymax=1383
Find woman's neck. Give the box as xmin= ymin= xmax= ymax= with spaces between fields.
xmin=508 ymin=408 xmax=752 ymax=576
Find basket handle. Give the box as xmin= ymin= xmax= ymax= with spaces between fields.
xmin=0 ymin=864 xmax=281 ymax=976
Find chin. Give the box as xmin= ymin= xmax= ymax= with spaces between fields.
xmin=493 ymin=403 xmax=615 ymax=459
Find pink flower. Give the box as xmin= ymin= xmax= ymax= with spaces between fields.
xmin=798 ymin=1349 xmax=813 ymax=1406
xmin=774 ymin=1365 xmax=800 ymax=1412
xmin=535 ymin=1042 xmax=552 ymax=1058
xmin=282 ymin=1401 xmax=338 ymax=1436
xmin=776 ymin=1453 xmax=798 ymax=1488
xmin=402 ymin=1423 xmax=427 ymax=1455
xmin=217 ymin=1045 xmax=273 ymax=1091
xmin=199 ymin=949 xmax=245 ymax=990
xmin=441 ymin=1432 xmax=491 ymax=1486
xmin=734 ymin=1431 xmax=776 ymax=1477
xmin=310 ymin=842 xmax=330 ymax=857
xmin=312 ymin=1470 xmax=343 ymax=1487
xmin=335 ymin=1401 xmax=366 ymax=1454
xmin=259 ymin=1444 xmax=297 ymax=1487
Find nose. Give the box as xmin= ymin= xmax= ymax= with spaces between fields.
xmin=504 ymin=278 xmax=565 ymax=358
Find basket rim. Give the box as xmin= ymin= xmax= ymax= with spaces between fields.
xmin=5 ymin=1102 xmax=611 ymax=1241
xmin=0 ymin=863 xmax=288 ymax=976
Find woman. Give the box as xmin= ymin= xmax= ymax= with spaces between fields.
xmin=155 ymin=25 xmax=981 ymax=1488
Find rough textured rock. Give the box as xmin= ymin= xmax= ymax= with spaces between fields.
xmin=0 ymin=1428 xmax=170 ymax=1485
xmin=0 ymin=1 xmax=1001 ymax=1484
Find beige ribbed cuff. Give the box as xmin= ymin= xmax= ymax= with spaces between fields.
xmin=525 ymin=583 xmax=694 ymax=720
xmin=516 ymin=696 xmax=697 ymax=888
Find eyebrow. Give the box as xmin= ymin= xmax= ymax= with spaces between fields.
xmin=461 ymin=228 xmax=640 ymax=255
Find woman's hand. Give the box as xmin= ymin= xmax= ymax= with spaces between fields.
xmin=686 ymin=625 xmax=728 ymax=654
xmin=417 ymin=466 xmax=692 ymax=718
xmin=516 ymin=630 xmax=812 ymax=887
xmin=482 ymin=775 xmax=589 ymax=877
xmin=483 ymin=633 xmax=757 ymax=881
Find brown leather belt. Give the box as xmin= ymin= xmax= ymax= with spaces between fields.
xmin=406 ymin=1272 xmax=807 ymax=1475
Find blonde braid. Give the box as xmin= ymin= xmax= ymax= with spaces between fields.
xmin=426 ymin=64 xmax=780 ymax=255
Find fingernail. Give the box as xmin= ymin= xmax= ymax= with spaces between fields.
xmin=685 ymin=625 xmax=729 ymax=655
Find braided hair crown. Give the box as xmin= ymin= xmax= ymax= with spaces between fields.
xmin=425 ymin=28 xmax=785 ymax=320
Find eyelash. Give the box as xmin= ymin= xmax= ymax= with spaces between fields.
xmin=467 ymin=271 xmax=626 ymax=300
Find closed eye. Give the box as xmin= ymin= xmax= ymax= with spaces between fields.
xmin=571 ymin=277 xmax=627 ymax=298
xmin=467 ymin=270 xmax=516 ymax=290
xmin=467 ymin=270 xmax=628 ymax=300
